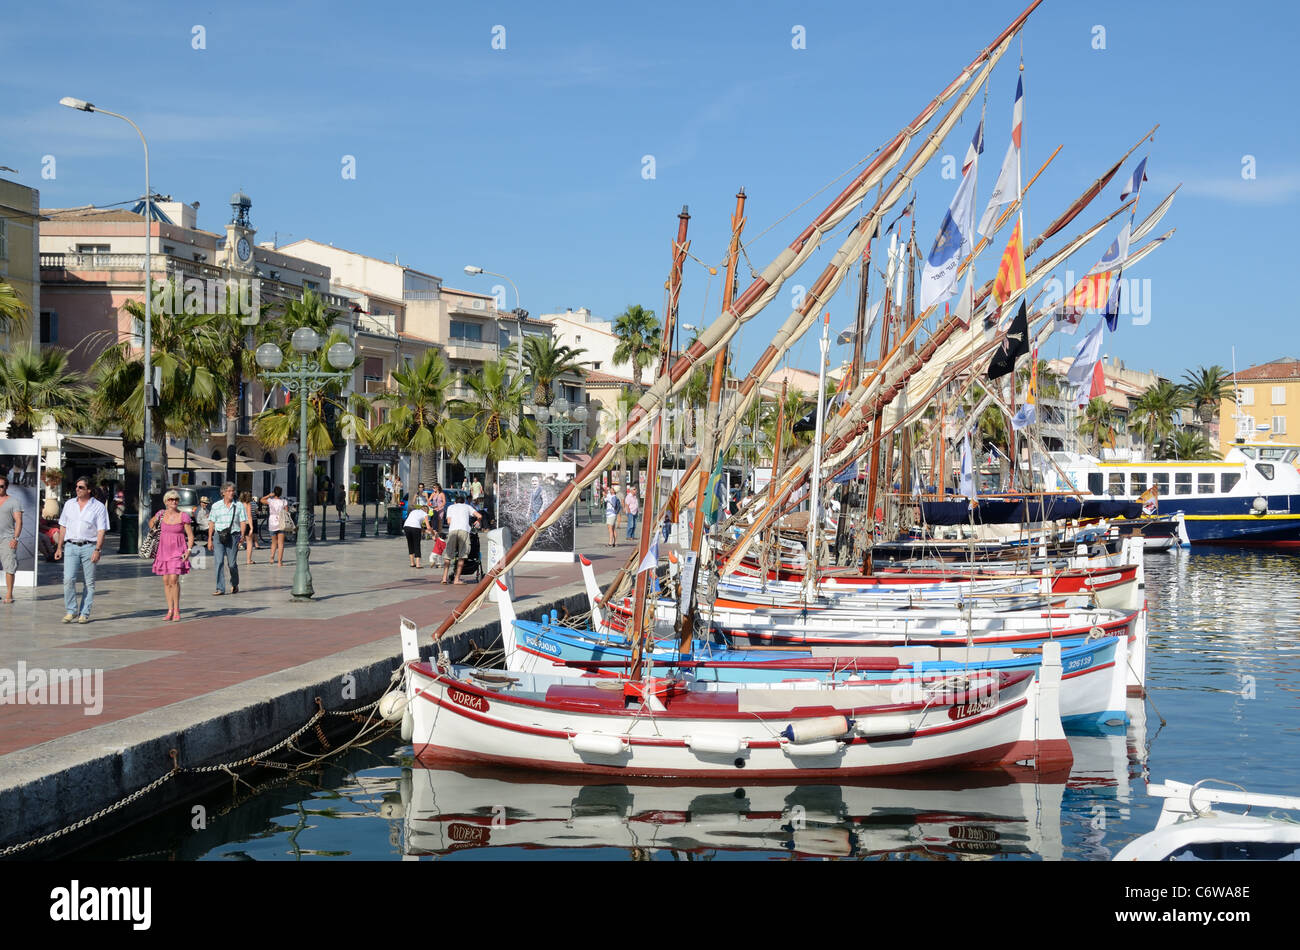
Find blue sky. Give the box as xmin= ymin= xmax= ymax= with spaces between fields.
xmin=4 ymin=0 xmax=1297 ymax=383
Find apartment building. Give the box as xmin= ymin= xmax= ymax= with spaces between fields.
xmin=1224 ymin=358 xmax=1300 ymax=444
xmin=0 ymin=175 xmax=41 ymax=353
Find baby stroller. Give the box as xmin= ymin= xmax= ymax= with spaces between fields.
xmin=431 ymin=528 xmax=483 ymax=582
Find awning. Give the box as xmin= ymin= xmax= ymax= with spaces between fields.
xmin=59 ymin=436 xmax=276 ymax=473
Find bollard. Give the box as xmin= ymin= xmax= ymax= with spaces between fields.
xmin=359 ymin=508 xmax=367 ymax=537
xmin=338 ymin=515 xmax=346 ymax=541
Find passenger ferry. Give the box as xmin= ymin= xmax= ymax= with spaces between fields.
xmin=1039 ymin=441 xmax=1300 ymax=546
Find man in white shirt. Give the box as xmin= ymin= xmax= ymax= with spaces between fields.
xmin=54 ymin=477 xmax=110 ymax=623
xmin=205 ymin=482 xmax=245 ymax=595
xmin=440 ymin=500 xmax=482 ymax=585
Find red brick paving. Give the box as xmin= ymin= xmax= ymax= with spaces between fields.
xmin=0 ymin=550 xmax=628 ymax=756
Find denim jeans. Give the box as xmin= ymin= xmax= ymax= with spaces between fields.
xmin=63 ymin=543 xmax=97 ymax=617
xmin=213 ymin=534 xmax=240 ymax=593
xmin=625 ymin=512 xmax=638 ymax=539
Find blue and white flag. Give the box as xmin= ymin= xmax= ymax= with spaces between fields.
xmin=1119 ymin=156 xmax=1148 ymax=202
xmin=1103 ymin=278 xmax=1122 ymax=333
xmin=962 ymin=118 xmax=984 ymax=178
xmin=1011 ymin=403 xmax=1037 ymax=431
xmin=919 ymin=159 xmax=979 ymax=312
xmin=1094 ymin=221 xmax=1132 ymax=273
xmin=959 ymin=431 xmax=978 ymax=500
xmin=831 ymin=461 xmax=859 ymax=485
xmin=637 ymin=536 xmax=660 ymax=575
xmin=1066 ymin=319 xmax=1105 ymax=390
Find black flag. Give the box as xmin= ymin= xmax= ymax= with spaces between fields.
xmin=987 ymin=301 xmax=1028 ymax=380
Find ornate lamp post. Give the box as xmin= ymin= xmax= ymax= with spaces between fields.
xmin=530 ymin=396 xmax=588 ymax=459
xmin=255 ymin=328 xmax=354 ymax=600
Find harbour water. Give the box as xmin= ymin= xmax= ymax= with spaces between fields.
xmin=74 ymin=547 xmax=1300 ymax=861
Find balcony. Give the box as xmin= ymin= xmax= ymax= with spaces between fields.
xmin=448 ymin=297 xmax=491 ymax=315
xmin=443 ymin=337 xmax=497 ymax=362
xmin=355 ymin=312 xmax=397 ymax=337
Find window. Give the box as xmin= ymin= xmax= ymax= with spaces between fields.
xmin=163 ymin=244 xmax=175 ymax=255
xmin=1272 ymin=386 xmax=1286 ymax=405
xmin=1256 ymin=463 xmax=1275 ymax=481
xmin=1152 ymin=472 xmax=1170 ymax=495
xmin=1174 ymin=472 xmax=1192 ymax=495
xmin=1087 ymin=473 xmax=1103 ymax=495
xmin=449 ymin=320 xmax=483 ymax=342
xmin=1198 ymin=473 xmax=1215 ymax=494
xmin=0 ymin=218 xmax=7 ymax=259
xmin=303 ymin=279 xmax=319 ymax=291
xmin=1221 ymin=472 xmax=1241 ymax=493
xmin=1107 ymin=472 xmax=1125 ymax=495
xmin=39 ymin=311 xmax=57 ymax=344
xmin=76 ymin=243 xmax=110 ymax=255
xmin=592 ymin=362 xmax=602 ymax=370
xmin=1129 ymin=472 xmax=1147 ymax=495
xmin=1241 ymin=387 xmax=1255 ymax=406
xmin=1273 ymin=416 xmax=1287 ymax=435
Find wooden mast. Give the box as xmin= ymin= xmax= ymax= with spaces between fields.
xmin=679 ymin=187 xmax=746 ymax=651
xmin=629 ymin=205 xmax=690 ymax=680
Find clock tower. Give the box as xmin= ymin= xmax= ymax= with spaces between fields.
xmin=223 ymin=190 xmax=256 ymax=274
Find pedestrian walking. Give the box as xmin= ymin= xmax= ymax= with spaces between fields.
xmin=239 ymin=490 xmax=259 ymax=564
xmin=392 ymin=474 xmax=403 ymax=506
xmin=150 ymin=490 xmax=194 ymax=622
xmin=470 ymin=476 xmax=483 ymax=503
xmin=261 ymin=486 xmax=288 ymax=566
xmin=206 ymin=482 xmax=245 ymax=595
xmin=604 ymin=487 xmax=621 ymax=546
xmin=661 ymin=509 xmax=672 ymax=544
xmin=404 ymin=504 xmax=431 ymax=568
xmin=0 ymin=474 xmax=23 ymax=604
xmin=624 ymin=487 xmax=640 ymax=540
xmin=54 ymin=477 xmax=109 ymax=622
xmin=440 ymin=498 xmax=482 ymax=584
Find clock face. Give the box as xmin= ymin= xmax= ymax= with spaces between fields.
xmin=236 ymin=237 xmax=251 ymax=262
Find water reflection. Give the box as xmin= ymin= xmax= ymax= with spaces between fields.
xmin=400 ymin=762 xmax=1067 ymax=861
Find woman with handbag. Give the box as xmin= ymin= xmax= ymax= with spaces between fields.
xmin=149 ymin=490 xmax=194 ymax=622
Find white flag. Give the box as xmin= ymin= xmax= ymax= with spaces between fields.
xmin=919 ymin=161 xmax=978 ymax=312
xmin=977 ymin=140 xmax=1019 ymax=237
xmin=636 ymin=536 xmax=659 ymax=575
xmin=1066 ymin=319 xmax=1104 ymax=389
xmin=959 ymin=431 xmax=978 ymax=500
xmin=951 ymin=266 xmax=975 ymax=328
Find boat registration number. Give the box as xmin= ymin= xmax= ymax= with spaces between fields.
xmin=948 ymin=695 xmax=997 ymax=721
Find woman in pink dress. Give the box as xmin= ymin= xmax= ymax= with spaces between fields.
xmin=150 ymin=489 xmax=195 ymax=622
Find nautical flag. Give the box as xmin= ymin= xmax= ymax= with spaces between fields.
xmin=1132 ymin=187 xmax=1178 ymax=242
xmin=1119 ymin=156 xmax=1148 ymax=202
xmin=1027 ymin=349 xmax=1038 ymax=404
xmin=962 ymin=116 xmax=985 ymax=178
xmin=1052 ymin=306 xmax=1083 ymax=335
xmin=1063 ymin=271 xmax=1114 ymax=311
xmin=1090 ymin=358 xmax=1107 ymax=399
xmin=636 ymin=536 xmax=660 ymax=575
xmin=992 ymin=219 xmax=1025 ymax=306
xmin=919 ymin=153 xmax=979 ymax=312
xmin=703 ymin=454 xmax=726 ymax=525
xmin=976 ymin=77 xmax=1024 ymax=237
xmin=987 ymin=301 xmax=1028 ymax=380
xmin=1094 ymin=221 xmax=1132 ymax=274
xmin=1011 ymin=403 xmax=1036 ymax=431
xmin=831 ymin=461 xmax=859 ymax=485
xmin=1066 ymin=319 xmax=1105 ymax=394
xmin=1103 ymin=277 xmax=1122 ymax=333
xmin=1137 ymin=485 xmax=1158 ymax=515
xmin=959 ymin=431 xmax=978 ymax=501
xmin=836 ymin=301 xmax=881 ymax=346
xmin=951 ymin=266 xmax=975 ymax=329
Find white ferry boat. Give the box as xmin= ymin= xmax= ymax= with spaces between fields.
xmin=1039 ymin=441 xmax=1300 ymax=546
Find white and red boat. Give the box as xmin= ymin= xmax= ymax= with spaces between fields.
xmin=398 ymin=618 xmax=1071 ymax=780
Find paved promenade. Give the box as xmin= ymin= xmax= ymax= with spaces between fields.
xmin=0 ymin=510 xmax=644 ymax=854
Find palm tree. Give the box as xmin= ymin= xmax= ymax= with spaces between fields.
xmin=1078 ymin=396 xmax=1115 ymax=453
xmin=369 ymin=349 xmax=462 ymax=493
xmin=456 ymin=358 xmax=533 ymax=491
xmin=518 ymin=335 xmax=588 ymax=458
xmin=93 ymin=288 xmax=226 ymax=503
xmin=0 ymin=346 xmax=91 ymax=439
xmin=0 ymin=278 xmax=31 ymax=338
xmin=1181 ymin=365 xmax=1233 ymax=424
xmin=1165 ymin=429 xmax=1217 ymax=460
xmin=612 ymin=304 xmax=660 ymax=388
xmin=1130 ymin=380 xmax=1189 ymax=457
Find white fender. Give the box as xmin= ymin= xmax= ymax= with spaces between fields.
xmin=686 ymin=734 xmax=746 ymax=756
xmin=569 ymin=733 xmax=628 ymax=757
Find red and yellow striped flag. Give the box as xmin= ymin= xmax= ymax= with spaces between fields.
xmin=993 ymin=219 xmax=1025 ymax=305
xmin=1063 ymin=271 xmax=1114 ymax=310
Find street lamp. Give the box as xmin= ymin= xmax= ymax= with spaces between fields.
xmin=255 ymin=330 xmax=354 ymax=600
xmin=62 ymin=96 xmax=153 ymax=549
xmin=529 ymin=396 xmax=588 ymax=459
